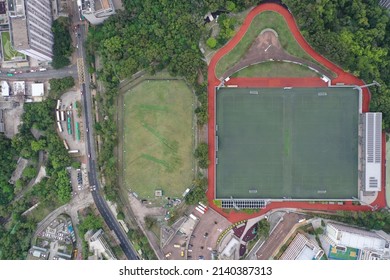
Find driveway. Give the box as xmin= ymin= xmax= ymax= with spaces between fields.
xmin=256 ymin=212 xmax=305 ymax=259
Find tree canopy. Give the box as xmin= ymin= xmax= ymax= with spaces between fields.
xmin=49 ymin=77 xmax=75 ymax=99
xmin=51 ymin=17 xmax=72 ymax=69
xmin=283 ymin=0 xmax=390 ymax=129
xmin=0 ymin=134 xmax=16 ymax=206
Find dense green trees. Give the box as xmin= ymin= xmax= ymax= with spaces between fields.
xmin=127 ymin=229 xmax=157 ymax=260
xmin=195 ymin=143 xmax=210 ymax=169
xmin=0 ymin=218 xmax=36 ymax=259
xmin=313 ymin=210 xmax=390 ymax=233
xmin=0 ymin=79 xmax=75 ymax=258
xmin=282 ymin=0 xmax=390 ymax=129
xmin=55 ymin=170 xmax=72 ymax=204
xmin=185 ymin=177 xmax=208 ymax=205
xmin=257 ymin=219 xmax=270 ymax=238
xmin=49 ymin=77 xmax=75 ymax=99
xmin=51 ymin=17 xmax=72 ymax=69
xmin=0 ymin=134 xmax=16 ymax=206
xmin=78 ymin=214 xmax=104 ymax=235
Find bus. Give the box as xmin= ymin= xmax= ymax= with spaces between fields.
xmin=60 ymin=111 xmax=65 ymax=121
xmin=56 ymin=110 xmax=60 ymax=121
xmin=75 ymin=122 xmax=80 ymax=141
xmin=56 ymin=99 xmax=61 ymax=110
xmin=67 ymin=116 xmax=72 ymax=135
xmin=57 ymin=122 xmax=63 ymax=133
xmin=63 ymin=140 xmax=69 ymax=150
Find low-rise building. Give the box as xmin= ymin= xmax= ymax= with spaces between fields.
xmin=31 ymin=83 xmax=44 ymax=101
xmin=79 ymin=0 xmax=115 ymax=25
xmin=0 ymin=81 xmax=10 ymax=97
xmin=280 ymin=233 xmax=323 ymax=260
xmin=12 ymin=81 xmax=25 ymax=95
xmin=85 ymin=229 xmax=116 ymax=260
xmin=326 ymin=222 xmax=390 ymax=260
xmin=28 ymin=246 xmax=49 ymax=260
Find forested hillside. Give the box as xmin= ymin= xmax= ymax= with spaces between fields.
xmin=283 ymin=0 xmax=390 ymax=129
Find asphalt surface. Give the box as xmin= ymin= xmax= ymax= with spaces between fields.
xmin=0 ymin=64 xmax=77 ymax=80
xmin=256 ymin=212 xmax=305 ymax=260
xmin=74 ymin=5 xmax=138 ymax=260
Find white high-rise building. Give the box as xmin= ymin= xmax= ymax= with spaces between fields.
xmin=8 ymin=0 xmax=53 ymax=61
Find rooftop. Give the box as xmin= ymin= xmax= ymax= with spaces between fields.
xmin=9 ymin=17 xmax=28 ymax=50
xmin=327 ymin=223 xmax=387 ymax=251
xmin=31 ymin=83 xmax=44 ymax=97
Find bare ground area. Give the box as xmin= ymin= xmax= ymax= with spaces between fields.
xmin=223 ymin=30 xmax=333 ymax=79
xmin=9 ymin=157 xmax=29 ymax=184
xmin=3 ymin=104 xmax=23 ymax=138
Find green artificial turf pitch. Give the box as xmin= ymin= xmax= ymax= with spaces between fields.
xmin=215 ymin=87 xmax=359 ymax=199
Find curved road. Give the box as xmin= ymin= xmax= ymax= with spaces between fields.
xmin=75 ymin=13 xmax=138 ymax=259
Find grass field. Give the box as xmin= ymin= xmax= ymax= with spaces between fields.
xmin=1 ymin=32 xmax=25 ymax=61
xmin=123 ymin=80 xmax=194 ymax=200
xmin=215 ymin=11 xmax=322 ymax=78
xmin=215 ymin=87 xmax=359 ymax=200
xmin=232 ymin=61 xmax=319 ymax=78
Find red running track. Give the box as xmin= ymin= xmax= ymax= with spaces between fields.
xmin=207 ymin=3 xmax=387 ymax=223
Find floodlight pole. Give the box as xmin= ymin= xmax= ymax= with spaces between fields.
xmin=359 ymin=80 xmax=381 ymax=89
xmin=352 ymin=197 xmax=377 ymax=211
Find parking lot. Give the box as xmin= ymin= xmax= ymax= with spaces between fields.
xmin=188 ymin=208 xmax=231 ymax=260
xmin=57 ymin=90 xmax=85 ymax=157
xmin=70 ymin=164 xmax=90 ymax=197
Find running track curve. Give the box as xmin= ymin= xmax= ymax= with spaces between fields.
xmin=207 ymin=3 xmax=386 ymax=223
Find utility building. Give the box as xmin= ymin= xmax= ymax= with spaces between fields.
xmin=79 ymin=0 xmax=115 ymax=25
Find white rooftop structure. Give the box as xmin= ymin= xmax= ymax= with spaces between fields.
xmin=0 ymin=81 xmax=10 ymax=96
xmin=363 ymin=113 xmax=382 ymax=192
xmin=220 ymin=236 xmax=240 ymax=259
xmin=12 ymin=81 xmax=25 ymax=95
xmin=31 ymin=83 xmax=44 ymax=97
xmin=326 ymin=223 xmax=388 ymax=252
xmin=79 ymin=0 xmax=115 ymax=25
xmin=280 ymin=233 xmax=323 ymax=260
xmin=85 ymin=229 xmax=116 ymax=260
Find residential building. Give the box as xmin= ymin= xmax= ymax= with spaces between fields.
xmin=379 ymin=0 xmax=390 ymax=9
xmin=85 ymin=229 xmax=116 ymax=260
xmin=79 ymin=0 xmax=115 ymax=25
xmin=8 ymin=0 xmax=53 ymax=61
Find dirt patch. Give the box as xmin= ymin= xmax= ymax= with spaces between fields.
xmin=223 ymin=30 xmax=333 ymax=79
xmin=9 ymin=157 xmax=29 ymax=184
xmin=3 ymin=104 xmax=23 ymax=138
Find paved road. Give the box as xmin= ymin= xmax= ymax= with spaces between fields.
xmin=74 ymin=3 xmax=138 ymax=260
xmin=0 ymin=64 xmax=77 ymax=80
xmin=256 ymin=212 xmax=304 ymax=259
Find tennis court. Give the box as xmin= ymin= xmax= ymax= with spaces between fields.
xmin=215 ymin=87 xmax=359 ymax=199
xmin=328 ymin=246 xmax=359 ymax=260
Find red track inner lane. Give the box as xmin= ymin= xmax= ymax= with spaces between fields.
xmin=207 ymin=3 xmax=386 ymax=223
